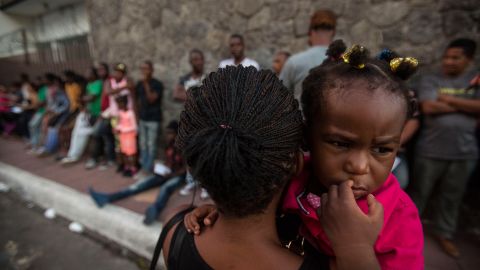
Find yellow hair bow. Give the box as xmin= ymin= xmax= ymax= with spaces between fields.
xmin=341 ymin=45 xmax=367 ymax=69
xmin=390 ymin=57 xmax=418 ymax=72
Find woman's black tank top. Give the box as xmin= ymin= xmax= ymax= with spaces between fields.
xmin=166 ymin=221 xmax=328 ymax=270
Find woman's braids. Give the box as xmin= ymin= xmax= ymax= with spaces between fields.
xmin=302 ymin=40 xmax=418 ymax=126
xmin=176 ymin=66 xmax=303 ymax=218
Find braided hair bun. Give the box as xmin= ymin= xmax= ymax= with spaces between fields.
xmin=176 ymin=66 xmax=303 ymax=218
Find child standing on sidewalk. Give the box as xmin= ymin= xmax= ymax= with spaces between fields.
xmin=114 ymin=95 xmax=137 ymax=177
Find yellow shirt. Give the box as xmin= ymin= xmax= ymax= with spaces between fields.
xmin=65 ymin=82 xmax=82 ymax=112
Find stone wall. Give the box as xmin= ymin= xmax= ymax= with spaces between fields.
xmin=85 ymin=0 xmax=480 ymax=123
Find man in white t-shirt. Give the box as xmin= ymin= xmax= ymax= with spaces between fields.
xmin=219 ymin=34 xmax=260 ymax=70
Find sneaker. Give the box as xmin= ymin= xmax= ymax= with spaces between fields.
xmin=98 ymin=161 xmax=115 ymax=171
xmin=88 ymin=187 xmax=109 ymax=208
xmin=85 ymin=159 xmax=97 ymax=170
xmin=133 ymin=171 xmax=145 ymax=180
xmin=35 ymin=147 xmax=47 ymax=156
xmin=143 ymin=205 xmax=159 ymax=225
xmin=179 ymin=182 xmax=196 ymax=196
xmin=200 ymin=188 xmax=210 ymax=200
xmin=61 ymin=157 xmax=78 ymax=165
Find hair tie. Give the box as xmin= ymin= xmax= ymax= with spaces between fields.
xmin=377 ymin=48 xmax=398 ymax=62
xmin=219 ymin=124 xmax=232 ymax=130
xmin=342 ymin=45 xmax=367 ymax=69
xmin=390 ymin=57 xmax=418 ymax=73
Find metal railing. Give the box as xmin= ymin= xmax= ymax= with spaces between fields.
xmin=0 ymin=33 xmax=92 ymax=85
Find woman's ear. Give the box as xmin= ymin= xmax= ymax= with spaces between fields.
xmin=295 ymin=151 xmax=304 ymax=176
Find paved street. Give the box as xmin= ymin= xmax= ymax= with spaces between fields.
xmin=0 ymin=190 xmax=142 ymax=270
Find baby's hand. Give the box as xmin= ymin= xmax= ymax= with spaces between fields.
xmin=184 ymin=204 xmax=218 ymax=235
xmin=318 ymin=180 xmax=384 ymax=253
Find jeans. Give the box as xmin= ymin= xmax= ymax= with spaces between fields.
xmin=28 ymin=112 xmax=44 ymax=147
xmin=150 ymin=175 xmax=185 ymax=214
xmin=45 ymin=127 xmax=59 ymax=153
xmin=139 ymin=120 xmax=160 ymax=172
xmin=410 ymin=156 xmax=477 ymax=238
xmin=90 ymin=118 xmax=115 ymax=162
xmin=185 ymin=171 xmax=195 ymax=185
xmin=103 ymin=174 xmax=167 ymax=203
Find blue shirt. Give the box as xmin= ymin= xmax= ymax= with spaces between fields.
xmin=279 ymin=46 xmax=328 ymax=101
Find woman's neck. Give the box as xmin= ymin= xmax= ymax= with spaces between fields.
xmin=209 ymin=196 xmax=282 ymax=246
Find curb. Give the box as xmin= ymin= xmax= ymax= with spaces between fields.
xmin=0 ymin=161 xmax=162 ymax=263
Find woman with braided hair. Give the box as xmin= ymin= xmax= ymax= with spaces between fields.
xmin=186 ymin=41 xmax=424 ymax=269
xmin=159 ymin=66 xmax=383 ymax=270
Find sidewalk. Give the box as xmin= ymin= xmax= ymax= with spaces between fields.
xmin=1 ymin=137 xmax=479 ymax=269
xmin=0 ymin=137 xmax=207 ymax=219
xmin=0 ymin=137 xmax=209 ymax=261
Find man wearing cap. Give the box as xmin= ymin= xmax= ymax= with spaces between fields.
xmin=280 ymin=9 xmax=336 ymax=100
xmin=102 ymin=63 xmax=134 ymax=119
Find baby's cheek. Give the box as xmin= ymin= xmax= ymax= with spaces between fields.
xmin=371 ymin=173 xmax=389 ymax=192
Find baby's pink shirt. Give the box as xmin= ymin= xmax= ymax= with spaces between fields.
xmin=282 ymin=158 xmax=424 ymax=270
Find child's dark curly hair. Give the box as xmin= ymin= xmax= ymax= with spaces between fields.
xmin=176 ymin=66 xmax=303 ymax=218
xmin=302 ymin=40 xmax=418 ymax=126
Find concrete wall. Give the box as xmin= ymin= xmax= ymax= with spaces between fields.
xmin=32 ymin=3 xmax=90 ymax=43
xmin=0 ymin=12 xmax=31 ymax=36
xmin=85 ymin=0 xmax=480 ymax=122
xmin=0 ymin=2 xmax=90 ymax=58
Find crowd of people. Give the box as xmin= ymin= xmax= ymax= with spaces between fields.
xmin=0 ymin=9 xmax=479 ymax=265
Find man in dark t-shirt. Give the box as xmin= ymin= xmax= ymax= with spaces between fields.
xmin=173 ymin=49 xmax=206 ymax=102
xmin=410 ymin=38 xmax=480 ymax=258
xmin=136 ymin=60 xmax=164 ymax=177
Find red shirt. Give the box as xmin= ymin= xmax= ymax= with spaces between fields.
xmin=100 ymin=79 xmax=110 ymax=112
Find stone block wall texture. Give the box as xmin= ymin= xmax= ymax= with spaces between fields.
xmin=85 ymin=0 xmax=480 ymax=123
